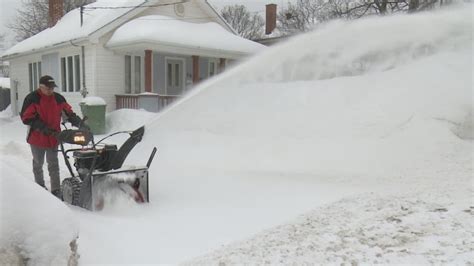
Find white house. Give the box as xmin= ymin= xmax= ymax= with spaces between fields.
xmin=1 ymin=0 xmax=264 ymax=114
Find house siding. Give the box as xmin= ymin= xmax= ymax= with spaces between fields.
xmin=85 ymin=44 xmax=97 ymax=97
xmin=9 ymin=45 xmax=93 ymax=115
xmin=139 ymin=1 xmax=206 ymax=20
xmin=94 ymin=34 xmax=131 ymax=111
xmin=9 ymin=55 xmax=35 ymax=115
xmin=55 ymin=46 xmax=87 ymax=113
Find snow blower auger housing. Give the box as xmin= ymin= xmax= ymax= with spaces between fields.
xmin=58 ymin=125 xmax=157 ymax=211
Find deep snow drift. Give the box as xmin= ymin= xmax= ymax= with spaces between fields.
xmin=1 ymin=5 xmax=473 ymax=265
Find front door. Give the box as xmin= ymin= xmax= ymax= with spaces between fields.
xmin=165 ymin=58 xmax=184 ymax=95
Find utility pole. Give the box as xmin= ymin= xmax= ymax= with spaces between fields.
xmin=80 ymin=4 xmax=88 ymax=98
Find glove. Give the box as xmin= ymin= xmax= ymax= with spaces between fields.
xmin=67 ymin=113 xmax=83 ymax=128
xmin=80 ymin=122 xmax=91 ymax=132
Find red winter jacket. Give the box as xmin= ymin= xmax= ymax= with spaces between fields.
xmin=20 ymin=89 xmax=81 ymax=148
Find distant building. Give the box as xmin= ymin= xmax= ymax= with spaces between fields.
xmin=253 ymin=4 xmax=292 ymax=46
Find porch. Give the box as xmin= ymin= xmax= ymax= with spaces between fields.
xmin=107 ymin=15 xmax=264 ymax=113
xmin=116 ymin=94 xmax=179 ymax=112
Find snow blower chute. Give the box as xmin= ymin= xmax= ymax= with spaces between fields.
xmin=57 ymin=124 xmax=157 ymax=211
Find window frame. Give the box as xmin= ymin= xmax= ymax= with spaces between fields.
xmin=124 ymin=54 xmax=143 ymax=94
xmin=28 ymin=61 xmax=42 ymax=92
xmin=164 ymin=56 xmax=185 ymax=96
xmin=60 ymin=55 xmax=81 ymax=92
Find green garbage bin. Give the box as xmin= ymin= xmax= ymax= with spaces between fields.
xmin=80 ymin=97 xmax=106 ymax=135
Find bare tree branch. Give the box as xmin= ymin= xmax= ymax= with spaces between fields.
xmin=221 ymin=5 xmax=265 ymax=40
xmin=277 ymin=0 xmax=446 ymax=34
xmin=8 ymin=0 xmax=95 ymax=41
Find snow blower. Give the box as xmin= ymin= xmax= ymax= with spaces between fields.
xmin=57 ymin=123 xmax=157 ymax=211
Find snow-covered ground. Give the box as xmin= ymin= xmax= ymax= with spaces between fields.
xmin=1 ymin=5 xmax=473 ymax=265
xmin=0 ymin=77 xmax=9 ymax=89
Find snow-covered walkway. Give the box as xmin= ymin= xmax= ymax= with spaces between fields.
xmin=189 ymin=187 xmax=473 ymax=264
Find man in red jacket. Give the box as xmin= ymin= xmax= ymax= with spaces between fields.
xmin=20 ymin=75 xmax=83 ymax=199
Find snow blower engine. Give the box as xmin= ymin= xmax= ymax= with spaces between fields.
xmin=57 ymin=123 xmax=157 ymax=211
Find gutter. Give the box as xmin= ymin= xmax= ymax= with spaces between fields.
xmin=106 ymin=40 xmax=253 ymax=59
xmin=1 ymin=37 xmax=89 ymax=60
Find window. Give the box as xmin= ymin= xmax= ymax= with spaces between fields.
xmin=60 ymin=55 xmax=80 ymax=92
xmin=208 ymin=59 xmax=218 ymax=77
xmin=28 ymin=61 xmax=42 ymax=92
xmin=125 ymin=55 xmax=142 ymax=94
xmin=74 ymin=55 xmax=80 ymax=92
xmin=165 ymin=58 xmax=184 ymax=95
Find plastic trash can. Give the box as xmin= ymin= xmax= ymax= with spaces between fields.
xmin=80 ymin=97 xmax=106 ymax=135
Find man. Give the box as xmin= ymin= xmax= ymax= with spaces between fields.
xmin=20 ymin=75 xmax=83 ymax=199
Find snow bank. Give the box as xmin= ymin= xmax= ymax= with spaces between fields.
xmin=0 ymin=163 xmax=79 ymax=265
xmin=80 ymin=96 xmax=106 ymax=106
xmin=0 ymin=105 xmax=13 ymax=119
xmin=189 ymin=189 xmax=473 ymax=264
xmin=0 ymin=77 xmax=9 ymax=89
xmin=105 ymin=108 xmax=156 ymax=133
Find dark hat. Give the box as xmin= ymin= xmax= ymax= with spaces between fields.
xmin=39 ymin=75 xmax=57 ymax=88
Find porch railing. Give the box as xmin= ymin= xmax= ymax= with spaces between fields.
xmin=157 ymin=94 xmax=178 ymax=109
xmin=116 ymin=94 xmax=139 ymax=109
xmin=115 ymin=94 xmax=179 ymax=112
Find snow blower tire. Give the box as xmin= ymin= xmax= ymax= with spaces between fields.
xmin=62 ymin=178 xmax=82 ymax=206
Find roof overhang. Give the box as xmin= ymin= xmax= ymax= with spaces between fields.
xmin=1 ymin=37 xmax=89 ymax=61
xmin=106 ymin=41 xmax=249 ymax=59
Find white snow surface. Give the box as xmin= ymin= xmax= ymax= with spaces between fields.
xmin=80 ymin=96 xmax=107 ymax=106
xmin=2 ymin=0 xmax=146 ymax=57
xmin=0 ymin=77 xmax=9 ymax=89
xmin=107 ymin=15 xmax=264 ymax=54
xmin=0 ymin=149 xmax=78 ymax=265
xmin=0 ymin=5 xmax=473 ymax=264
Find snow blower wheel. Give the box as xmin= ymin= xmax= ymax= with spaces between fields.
xmin=62 ymin=177 xmax=82 ymax=205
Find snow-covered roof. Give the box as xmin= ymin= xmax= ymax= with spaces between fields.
xmin=1 ymin=0 xmax=150 ymax=58
xmin=1 ymin=0 xmax=239 ymax=59
xmin=106 ymin=15 xmax=265 ymax=58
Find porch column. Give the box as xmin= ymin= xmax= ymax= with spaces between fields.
xmin=145 ymin=50 xmax=152 ymax=92
xmin=219 ymin=58 xmax=226 ymax=73
xmin=192 ymin=55 xmax=200 ymax=84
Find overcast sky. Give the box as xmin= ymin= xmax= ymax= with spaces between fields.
xmin=0 ymin=0 xmax=291 ymax=50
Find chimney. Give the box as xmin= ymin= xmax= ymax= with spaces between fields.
xmin=48 ymin=0 xmax=64 ymax=27
xmin=265 ymin=4 xmax=277 ymax=35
